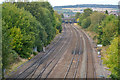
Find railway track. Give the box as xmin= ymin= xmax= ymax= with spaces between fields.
xmin=10 ymin=24 xmax=67 ymax=79
xmin=63 ymin=24 xmax=83 ymax=79
xmin=72 ymin=25 xmax=83 ymax=78
xmin=74 ymin=24 xmax=97 ymax=78
xmin=24 ymin=25 xmax=69 ymax=79
xmin=8 ymin=23 xmax=97 ymax=79
xmin=35 ymin=24 xmax=73 ymax=79
xmin=63 ymin=24 xmax=78 ymax=79
xmin=25 ymin=24 xmax=70 ymax=79
xmin=85 ymin=33 xmax=96 ymax=78
xmin=14 ymin=24 xmax=72 ymax=79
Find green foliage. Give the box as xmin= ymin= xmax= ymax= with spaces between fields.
xmin=2 ymin=2 xmax=62 ymax=70
xmin=78 ymin=10 xmax=105 ymax=32
xmin=61 ymin=13 xmax=64 ymax=18
xmin=97 ymin=26 xmax=103 ymax=44
xmin=100 ymin=15 xmax=118 ymax=46
xmin=2 ymin=20 xmax=19 ymax=71
xmin=33 ymin=52 xmax=38 ymax=56
xmin=15 ymin=2 xmax=62 ymax=44
xmin=78 ymin=9 xmax=117 ymax=46
xmin=2 ymin=20 xmax=12 ymax=69
xmin=54 ymin=11 xmax=62 ymax=33
xmin=118 ymin=15 xmax=120 ymax=35
xmin=3 ymin=3 xmax=36 ymax=58
xmin=83 ymin=8 xmax=93 ymax=17
xmin=75 ymin=12 xmax=80 ymax=20
xmin=9 ymin=27 xmax=23 ymax=52
xmin=103 ymin=37 xmax=120 ymax=79
xmin=77 ymin=9 xmax=119 ymax=79
xmin=0 ymin=5 xmax=1 ymax=43
xmin=88 ymin=12 xmax=106 ymax=32
xmin=78 ymin=8 xmax=92 ymax=26
xmin=81 ymin=17 xmax=91 ymax=28
xmin=78 ymin=14 xmax=84 ymax=25
xmin=105 ymin=10 xmax=108 ymax=14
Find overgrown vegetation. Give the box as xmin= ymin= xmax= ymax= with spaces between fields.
xmin=103 ymin=37 xmax=119 ymax=79
xmin=76 ymin=8 xmax=119 ymax=79
xmin=2 ymin=2 xmax=62 ymax=72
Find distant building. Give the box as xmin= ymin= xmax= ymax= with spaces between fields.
xmin=64 ymin=14 xmax=69 ymax=18
xmin=109 ymin=11 xmax=118 ymax=16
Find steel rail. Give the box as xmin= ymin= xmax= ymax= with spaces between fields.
xmin=22 ymin=24 xmax=69 ymax=79
xmin=75 ymin=25 xmax=96 ymax=78
xmin=13 ymin=24 xmax=67 ymax=79
xmin=41 ymin=23 xmax=73 ymax=80
xmin=72 ymin=25 xmax=83 ymax=78
xmin=63 ymin=24 xmax=78 ymax=80
xmin=26 ymin=24 xmax=70 ymax=79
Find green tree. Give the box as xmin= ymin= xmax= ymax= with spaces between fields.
xmin=15 ymin=2 xmax=63 ymax=44
xmin=81 ymin=17 xmax=91 ymax=28
xmin=83 ymin=8 xmax=93 ymax=17
xmin=75 ymin=12 xmax=80 ymax=20
xmin=101 ymin=15 xmax=118 ymax=46
xmin=105 ymin=10 xmax=108 ymax=14
xmin=2 ymin=3 xmax=45 ymax=58
xmin=78 ymin=14 xmax=84 ymax=25
xmin=2 ymin=2 xmax=62 ymax=72
xmin=88 ymin=12 xmax=105 ymax=32
xmin=61 ymin=13 xmax=64 ymax=18
xmin=54 ymin=11 xmax=62 ymax=33
xmin=78 ymin=8 xmax=92 ymax=26
xmin=97 ymin=26 xmax=103 ymax=44
xmin=103 ymin=37 xmax=120 ymax=79
xmin=15 ymin=2 xmax=56 ymax=44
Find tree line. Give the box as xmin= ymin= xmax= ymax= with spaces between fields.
xmin=75 ymin=9 xmax=119 ymax=79
xmin=2 ymin=2 xmax=62 ymax=71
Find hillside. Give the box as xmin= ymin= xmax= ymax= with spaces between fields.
xmin=54 ymin=4 xmax=118 ymax=9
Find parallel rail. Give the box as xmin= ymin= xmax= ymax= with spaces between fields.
xmin=13 ymin=24 xmax=67 ymax=79
xmin=36 ymin=24 xmax=73 ymax=79
xmin=10 ymin=23 xmax=97 ymax=79
xmin=64 ymin=24 xmax=82 ymax=79
xmin=75 ymin=25 xmax=97 ymax=78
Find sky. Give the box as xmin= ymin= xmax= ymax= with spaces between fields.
xmin=48 ymin=0 xmax=119 ymax=7
xmin=0 ymin=0 xmax=119 ymax=6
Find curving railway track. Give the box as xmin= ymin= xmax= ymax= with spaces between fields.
xmin=7 ymin=23 xmax=102 ymax=79
xmin=8 ymin=24 xmax=68 ymax=79
xmin=63 ymin=24 xmax=83 ymax=79
xmin=34 ymin=24 xmax=73 ymax=79
xmin=73 ymin=24 xmax=97 ymax=78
